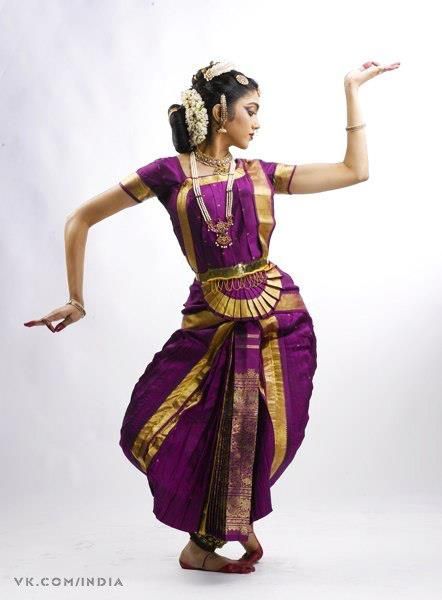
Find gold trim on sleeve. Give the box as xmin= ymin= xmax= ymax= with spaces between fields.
xmin=119 ymin=172 xmax=156 ymax=202
xmin=274 ymin=163 xmax=296 ymax=194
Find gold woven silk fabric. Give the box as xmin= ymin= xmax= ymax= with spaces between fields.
xmin=200 ymin=263 xmax=283 ymax=319
xmin=274 ymin=163 xmax=297 ymax=194
xmin=119 ymin=173 xmax=156 ymax=203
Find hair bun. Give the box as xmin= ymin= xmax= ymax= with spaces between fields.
xmin=167 ymin=103 xmax=192 ymax=153
xmin=168 ymin=62 xmax=259 ymax=153
xmin=192 ymin=71 xmax=204 ymax=85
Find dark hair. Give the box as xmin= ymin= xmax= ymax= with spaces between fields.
xmin=167 ymin=61 xmax=260 ymax=153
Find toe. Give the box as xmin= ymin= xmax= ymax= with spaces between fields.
xmin=224 ymin=562 xmax=254 ymax=573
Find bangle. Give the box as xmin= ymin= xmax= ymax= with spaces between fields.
xmin=66 ymin=298 xmax=86 ymax=318
xmin=346 ymin=123 xmax=366 ymax=131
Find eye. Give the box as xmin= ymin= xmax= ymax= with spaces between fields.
xmin=247 ymin=109 xmax=256 ymax=116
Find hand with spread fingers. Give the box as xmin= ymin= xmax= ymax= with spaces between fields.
xmin=344 ymin=59 xmax=400 ymax=89
xmin=23 ymin=300 xmax=86 ymax=333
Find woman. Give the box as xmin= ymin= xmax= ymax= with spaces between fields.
xmin=24 ymin=59 xmax=400 ymax=574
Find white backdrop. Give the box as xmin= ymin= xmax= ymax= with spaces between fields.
xmin=2 ymin=0 xmax=441 ymax=598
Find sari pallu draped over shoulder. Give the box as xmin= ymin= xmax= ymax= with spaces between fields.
xmin=118 ymin=156 xmax=317 ymax=543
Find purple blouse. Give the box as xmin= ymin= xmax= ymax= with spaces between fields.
xmin=119 ymin=155 xmax=297 ymax=276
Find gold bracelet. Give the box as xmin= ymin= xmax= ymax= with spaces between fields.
xmin=66 ymin=298 xmax=86 ymax=318
xmin=346 ymin=123 xmax=366 ymax=131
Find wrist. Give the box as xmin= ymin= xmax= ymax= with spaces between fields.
xmin=66 ymin=298 xmax=86 ymax=317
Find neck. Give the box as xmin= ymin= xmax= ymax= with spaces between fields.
xmin=195 ymin=139 xmax=231 ymax=160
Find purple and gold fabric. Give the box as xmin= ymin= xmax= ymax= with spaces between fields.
xmin=118 ymin=156 xmax=317 ymax=542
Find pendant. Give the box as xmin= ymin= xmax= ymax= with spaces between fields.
xmin=213 ymin=164 xmax=231 ymax=175
xmin=207 ymin=216 xmax=234 ymax=248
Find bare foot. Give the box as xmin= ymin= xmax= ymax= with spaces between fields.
xmin=240 ymin=530 xmax=261 ymax=553
xmin=179 ymin=539 xmax=254 ymax=573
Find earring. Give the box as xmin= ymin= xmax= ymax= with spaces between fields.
xmin=217 ymin=94 xmax=227 ymax=133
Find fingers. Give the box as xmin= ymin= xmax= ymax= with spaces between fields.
xmin=23 ymin=316 xmax=73 ymax=333
xmin=361 ymin=60 xmax=401 ymax=74
xmin=23 ymin=318 xmax=56 ymax=332
xmin=54 ymin=315 xmax=74 ymax=332
xmin=375 ymin=63 xmax=400 ymax=74
xmin=23 ymin=308 xmax=80 ymax=333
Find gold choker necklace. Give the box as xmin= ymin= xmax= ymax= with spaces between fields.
xmin=194 ymin=148 xmax=233 ymax=175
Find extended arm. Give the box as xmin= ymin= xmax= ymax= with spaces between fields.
xmin=289 ymin=83 xmax=368 ymax=195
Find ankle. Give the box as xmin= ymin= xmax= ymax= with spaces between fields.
xmin=189 ymin=532 xmax=225 ymax=553
xmin=242 ymin=531 xmax=260 ymax=550
xmin=187 ymin=539 xmax=208 ymax=555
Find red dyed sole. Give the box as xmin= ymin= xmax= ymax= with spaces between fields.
xmin=179 ymin=558 xmax=255 ymax=573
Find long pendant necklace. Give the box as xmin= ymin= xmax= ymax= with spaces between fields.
xmin=190 ymin=150 xmax=236 ymax=248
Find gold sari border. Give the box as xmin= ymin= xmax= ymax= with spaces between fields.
xmin=180 ymin=291 xmax=307 ymax=329
xmin=244 ymin=159 xmax=274 ymax=259
xmin=260 ymin=316 xmax=288 ymax=477
xmin=176 ymin=168 xmax=247 ymax=275
xmin=181 ymin=310 xmax=226 ymax=329
xmin=131 ymin=321 xmax=236 ymax=472
xmin=275 ymin=291 xmax=306 ymax=311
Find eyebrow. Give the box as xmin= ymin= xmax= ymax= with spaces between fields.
xmin=246 ymin=102 xmax=260 ymax=110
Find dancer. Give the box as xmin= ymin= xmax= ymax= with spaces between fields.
xmin=24 ymin=58 xmax=400 ymax=574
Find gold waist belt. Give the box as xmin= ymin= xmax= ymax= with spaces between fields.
xmin=196 ymin=258 xmax=283 ymax=319
xmin=196 ymin=257 xmax=270 ymax=283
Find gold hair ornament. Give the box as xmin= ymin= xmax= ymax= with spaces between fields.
xmin=181 ymin=61 xmax=252 ymax=146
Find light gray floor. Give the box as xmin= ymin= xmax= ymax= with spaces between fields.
xmin=2 ymin=495 xmax=441 ymax=599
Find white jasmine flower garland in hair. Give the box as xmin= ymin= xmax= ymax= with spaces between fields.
xmin=203 ymin=60 xmax=236 ymax=81
xmin=181 ymin=88 xmax=209 ymax=147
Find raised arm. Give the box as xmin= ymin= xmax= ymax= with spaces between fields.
xmin=286 ymin=60 xmax=400 ymax=195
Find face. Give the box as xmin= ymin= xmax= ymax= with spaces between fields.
xmin=213 ymin=89 xmax=261 ymax=150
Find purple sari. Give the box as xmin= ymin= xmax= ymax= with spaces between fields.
xmin=118 ymin=156 xmax=317 ymax=543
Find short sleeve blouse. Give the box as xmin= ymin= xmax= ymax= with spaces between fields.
xmin=119 ymin=159 xmax=169 ymax=203
xmin=258 ymin=159 xmax=297 ymax=194
xmin=119 ymin=156 xmax=298 ymax=203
